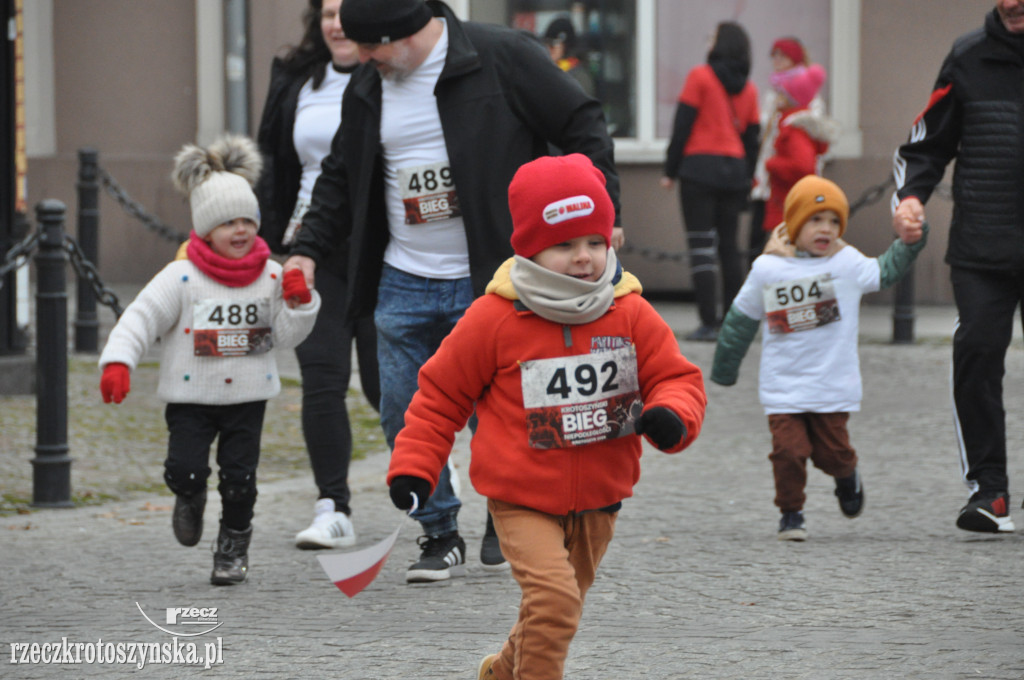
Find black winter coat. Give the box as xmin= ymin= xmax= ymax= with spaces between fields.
xmin=290 ymin=0 xmax=619 ymax=321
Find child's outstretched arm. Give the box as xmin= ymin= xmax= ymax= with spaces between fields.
xmin=710 ymin=306 xmax=760 ymax=386
xmin=878 ymin=222 xmax=930 ymax=290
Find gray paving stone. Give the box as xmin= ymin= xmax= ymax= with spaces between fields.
xmin=2 ymin=299 xmax=1024 ymax=678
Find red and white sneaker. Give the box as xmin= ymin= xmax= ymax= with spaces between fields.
xmin=956 ymin=492 xmax=1014 ymax=533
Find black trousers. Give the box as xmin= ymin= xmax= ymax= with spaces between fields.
xmin=950 ymin=266 xmax=1024 ymax=495
xmin=678 ymin=182 xmax=747 ymax=327
xmin=164 ymin=400 xmax=266 ymax=530
xmin=294 ymin=265 xmax=380 ymax=516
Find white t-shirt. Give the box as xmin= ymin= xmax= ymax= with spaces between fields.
xmin=379 ymin=19 xmax=469 ymax=279
xmin=294 ymin=65 xmax=351 ymax=206
xmin=732 ymin=246 xmax=880 ymax=414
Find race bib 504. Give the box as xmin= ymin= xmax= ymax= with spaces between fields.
xmin=763 ymin=273 xmax=840 ymax=334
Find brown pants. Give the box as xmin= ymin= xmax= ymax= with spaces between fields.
xmin=486 ymin=498 xmax=616 ymax=680
xmin=767 ymin=412 xmax=858 ymax=512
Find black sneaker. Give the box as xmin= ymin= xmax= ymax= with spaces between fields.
xmin=172 ymin=490 xmax=207 ymax=547
xmin=406 ymin=532 xmax=466 ymax=583
xmin=777 ymin=511 xmax=807 ymax=541
xmin=956 ymin=492 xmax=1015 ymax=533
xmin=684 ymin=325 xmax=718 ymax=342
xmin=480 ymin=513 xmax=509 ymax=572
xmin=834 ymin=469 xmax=864 ymax=518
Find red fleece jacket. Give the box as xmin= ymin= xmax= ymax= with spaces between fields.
xmin=387 ymin=264 xmax=707 ymax=515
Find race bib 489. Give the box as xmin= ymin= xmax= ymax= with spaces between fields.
xmin=397 ymin=161 xmax=462 ymax=224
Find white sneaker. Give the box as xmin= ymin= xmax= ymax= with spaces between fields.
xmin=295 ymin=499 xmax=356 ymax=549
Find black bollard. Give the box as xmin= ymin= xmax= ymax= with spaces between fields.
xmin=32 ymin=199 xmax=73 ymax=507
xmin=74 ymin=148 xmax=100 ymax=353
xmin=892 ymin=262 xmax=916 ymax=344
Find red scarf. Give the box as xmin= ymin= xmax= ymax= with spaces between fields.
xmin=186 ymin=231 xmax=271 ymax=287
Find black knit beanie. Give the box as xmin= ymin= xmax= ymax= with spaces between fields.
xmin=341 ymin=0 xmax=433 ymax=44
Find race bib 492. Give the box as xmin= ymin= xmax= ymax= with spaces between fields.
xmin=520 ymin=346 xmax=643 ymax=449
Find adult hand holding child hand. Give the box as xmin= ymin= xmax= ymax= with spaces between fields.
xmin=282 ymin=268 xmax=312 ymax=307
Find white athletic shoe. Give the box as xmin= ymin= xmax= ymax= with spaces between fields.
xmin=295 ymin=498 xmax=356 ymax=549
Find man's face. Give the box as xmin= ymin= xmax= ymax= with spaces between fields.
xmin=356 ymin=39 xmax=417 ymax=80
xmin=998 ymin=0 xmax=1024 ymax=34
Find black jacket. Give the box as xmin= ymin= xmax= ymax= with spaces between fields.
xmin=290 ymin=0 xmax=619 ymax=321
xmin=255 ymin=57 xmax=308 ymax=255
xmin=895 ymin=9 xmax=1024 ymax=271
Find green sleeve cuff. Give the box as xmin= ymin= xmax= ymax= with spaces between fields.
xmin=878 ymin=223 xmax=929 ymax=290
xmin=710 ymin=306 xmax=760 ymax=386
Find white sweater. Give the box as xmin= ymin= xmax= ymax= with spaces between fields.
xmin=99 ymin=259 xmax=319 ymax=405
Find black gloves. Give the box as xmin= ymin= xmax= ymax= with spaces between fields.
xmin=634 ymin=407 xmax=686 ymax=450
xmin=389 ymin=475 xmax=431 ymax=511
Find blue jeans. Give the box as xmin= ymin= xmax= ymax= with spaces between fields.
xmin=375 ymin=264 xmax=474 ymax=536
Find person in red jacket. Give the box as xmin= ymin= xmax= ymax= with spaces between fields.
xmin=661 ymin=21 xmax=760 ymax=342
xmin=387 ymin=154 xmax=707 ymax=680
xmin=762 ymin=63 xmax=840 ymax=233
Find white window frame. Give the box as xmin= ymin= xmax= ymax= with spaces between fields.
xmin=614 ymin=0 xmax=861 ymax=164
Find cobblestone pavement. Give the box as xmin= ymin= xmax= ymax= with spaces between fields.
xmin=2 ymin=301 xmax=1024 ymax=679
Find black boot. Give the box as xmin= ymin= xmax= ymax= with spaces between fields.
xmin=172 ymin=489 xmax=207 ymax=547
xmin=211 ymin=523 xmax=252 ymax=585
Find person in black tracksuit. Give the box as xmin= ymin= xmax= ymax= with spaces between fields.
xmin=893 ymin=1 xmax=1024 ymax=534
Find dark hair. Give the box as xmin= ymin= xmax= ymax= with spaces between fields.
xmin=543 ymin=17 xmax=576 ymax=53
xmin=281 ymin=0 xmax=332 ymax=89
xmin=707 ymin=21 xmax=751 ymax=77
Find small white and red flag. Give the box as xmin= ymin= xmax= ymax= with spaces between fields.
xmin=316 ymin=494 xmax=418 ymax=597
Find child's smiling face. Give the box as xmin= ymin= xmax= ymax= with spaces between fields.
xmin=205 ymin=217 xmax=258 ymax=259
xmin=530 ymin=234 xmax=608 ymax=281
xmin=794 ymin=209 xmax=842 ymax=256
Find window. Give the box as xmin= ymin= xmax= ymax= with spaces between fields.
xmin=470 ymin=0 xmax=857 ymax=163
xmin=506 ymin=1 xmax=637 ymax=138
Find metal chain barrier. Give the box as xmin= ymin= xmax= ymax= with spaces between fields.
xmin=98 ymin=167 xmax=188 ymax=244
xmin=619 ymin=175 xmax=950 ymax=265
xmin=0 ymin=229 xmax=40 ymax=280
xmin=63 ymin=235 xmax=124 ymax=319
xmin=0 ymin=226 xmax=123 ymax=319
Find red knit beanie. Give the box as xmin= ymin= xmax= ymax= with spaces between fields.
xmin=771 ymin=38 xmax=806 ymax=65
xmin=508 ymin=154 xmax=614 ymax=258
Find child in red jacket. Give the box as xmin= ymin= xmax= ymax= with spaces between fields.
xmin=386 ymin=154 xmax=707 ymax=680
xmin=762 ymin=63 xmax=841 ymax=233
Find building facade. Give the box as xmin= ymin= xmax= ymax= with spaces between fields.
xmin=20 ymin=0 xmax=980 ymax=303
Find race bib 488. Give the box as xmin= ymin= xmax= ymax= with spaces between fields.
xmin=192 ymin=298 xmax=273 ymax=357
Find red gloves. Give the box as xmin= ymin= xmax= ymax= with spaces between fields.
xmin=100 ymin=363 xmax=131 ymax=404
xmin=282 ymin=268 xmax=312 ymax=305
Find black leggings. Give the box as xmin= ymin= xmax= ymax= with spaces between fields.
xmin=164 ymin=400 xmax=266 ymax=531
xmin=295 ymin=265 xmax=380 ymax=516
xmin=678 ymin=182 xmax=747 ymax=327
